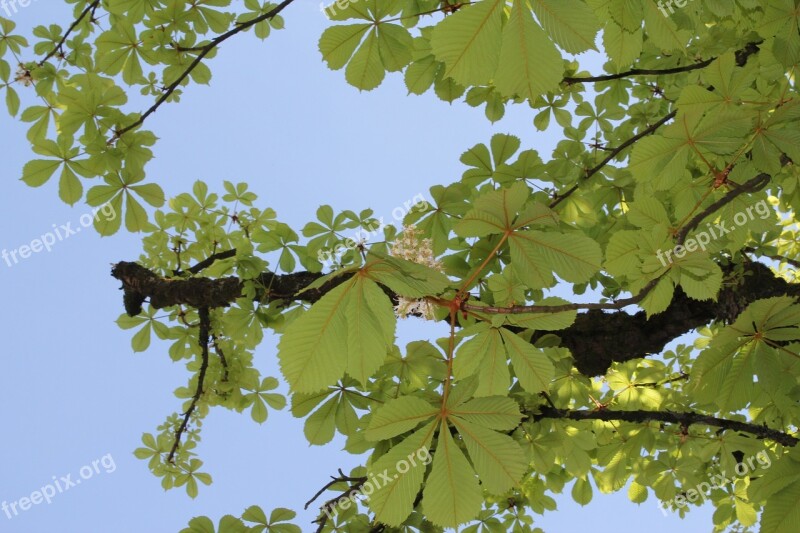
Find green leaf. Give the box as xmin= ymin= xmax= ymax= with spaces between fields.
xmin=345 ymin=28 xmax=384 ymax=90
xmin=761 ymin=478 xmax=800 ymax=533
xmin=422 ymin=421 xmax=483 ymax=527
xmin=430 ymin=0 xmax=504 ymax=86
xmin=22 ymin=159 xmax=61 ymax=187
xmin=500 ymin=329 xmax=554 ymax=393
xmin=366 ymin=255 xmax=451 ymax=297
xmin=571 ymin=477 xmax=593 ymax=505
xmin=495 ymin=0 xmax=562 ymax=100
xmin=450 ymin=396 xmax=522 ymax=431
xmin=279 ymin=274 xmax=395 ymax=392
xmin=304 ymin=395 xmax=338 ymax=445
xmin=509 ymin=230 xmax=602 ymax=289
xmin=367 ymin=421 xmax=436 ymax=526
xmin=345 ymin=276 xmax=396 ymax=385
xmin=452 ymin=417 xmax=526 ymax=494
xmin=319 ymin=24 xmax=371 ymax=70
xmin=365 ymin=396 xmax=437 ymax=441
xmin=531 ymin=0 xmax=600 ymax=53
xmin=278 ymin=281 xmax=350 ymax=393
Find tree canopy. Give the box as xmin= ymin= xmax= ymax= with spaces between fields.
xmin=3 ymin=0 xmax=800 ymax=531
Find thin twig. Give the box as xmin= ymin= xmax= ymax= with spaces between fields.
xmin=39 ymin=0 xmax=102 ymax=65
xmin=563 ymin=59 xmax=715 ymax=84
xmin=550 ymin=110 xmax=677 ymax=208
xmin=167 ymin=307 xmax=210 ymax=463
xmin=110 ymin=0 xmax=297 ymax=142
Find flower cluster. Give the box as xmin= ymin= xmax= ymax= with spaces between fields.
xmin=15 ymin=64 xmax=32 ymax=87
xmin=390 ymin=225 xmax=443 ymax=320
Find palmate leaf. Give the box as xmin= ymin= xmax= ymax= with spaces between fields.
xmin=405 ymin=182 xmax=470 ymax=255
xmin=455 ymin=182 xmax=524 ymax=236
xmin=421 ymin=420 xmax=483 ymax=528
xmin=96 ymin=23 xmax=153 ymax=84
xmin=278 ymin=274 xmax=396 ymax=392
xmin=380 ymin=340 xmax=446 ymax=388
xmin=85 ymin=170 xmax=165 ymax=234
xmin=319 ymin=10 xmax=412 ymax=91
xmin=454 ymin=181 xmax=557 ymax=237
xmin=691 ymin=334 xmax=760 ymax=411
xmin=22 ymin=134 xmax=93 ymax=205
xmin=369 ymin=396 xmax=525 ymax=528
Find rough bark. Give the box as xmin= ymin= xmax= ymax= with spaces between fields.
xmin=112 ymin=257 xmax=798 ymax=376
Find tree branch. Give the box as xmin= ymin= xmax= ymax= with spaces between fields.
xmin=309 ymin=474 xmax=367 ymax=533
xmin=675 ymin=172 xmax=771 ymax=244
xmin=549 ymin=110 xmax=677 ymax=208
xmin=167 ymin=307 xmax=210 ymax=463
xmin=110 ymin=0 xmax=297 ymax=142
xmin=561 ymin=41 xmax=760 ymax=84
xmin=472 ymin=168 xmax=771 ymax=318
xmin=533 ymin=406 xmax=798 ymax=447
xmin=563 ymin=60 xmax=714 ymax=84
xmin=39 ymin=0 xmax=101 ymax=65
xmin=744 ymin=247 xmax=800 ymax=270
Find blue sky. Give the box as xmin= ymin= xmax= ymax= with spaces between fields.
xmin=0 ymin=2 xmax=715 ymax=532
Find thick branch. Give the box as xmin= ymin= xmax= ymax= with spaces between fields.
xmin=112 ymin=258 xmax=800 ymax=377
xmin=536 ymin=261 xmax=800 ymax=375
xmin=533 ymin=406 xmax=798 ymax=447
xmin=111 ymin=260 xmax=336 ymax=315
